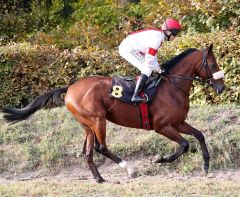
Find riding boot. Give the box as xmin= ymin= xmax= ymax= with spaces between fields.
xmin=131 ymin=74 xmax=148 ymax=103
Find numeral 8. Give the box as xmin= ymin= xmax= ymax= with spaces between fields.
xmin=111 ymin=85 xmax=123 ymax=98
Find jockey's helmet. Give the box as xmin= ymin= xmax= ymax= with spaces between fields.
xmin=162 ymin=19 xmax=181 ymax=36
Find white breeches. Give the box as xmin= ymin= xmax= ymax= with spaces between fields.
xmin=119 ymin=38 xmax=159 ymax=77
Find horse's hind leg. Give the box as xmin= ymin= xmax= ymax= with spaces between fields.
xmin=83 ymin=126 xmax=106 ymax=183
xmin=94 ymin=134 xmax=121 ymax=163
xmin=153 ymin=125 xmax=189 ymax=163
xmin=78 ymin=125 xmax=91 ymax=158
xmin=177 ymin=122 xmax=210 ymax=175
xmin=93 ymin=119 xmax=136 ymax=177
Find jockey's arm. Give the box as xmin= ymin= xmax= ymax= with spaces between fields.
xmin=144 ymin=47 xmax=164 ymax=74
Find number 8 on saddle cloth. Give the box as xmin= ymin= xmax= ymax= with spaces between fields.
xmin=109 ymin=75 xmax=161 ymax=104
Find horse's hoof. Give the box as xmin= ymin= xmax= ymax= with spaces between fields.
xmin=96 ymin=177 xmax=106 ymax=183
xmin=202 ymin=164 xmax=209 ymax=176
xmin=204 ymin=171 xmax=208 ymax=176
xmin=151 ymin=155 xmax=164 ymax=163
xmin=206 ymin=173 xmax=215 ymax=178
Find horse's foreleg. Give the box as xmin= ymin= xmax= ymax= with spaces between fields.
xmin=84 ymin=130 xmax=106 ymax=183
xmin=177 ymin=122 xmax=210 ymax=175
xmin=154 ymin=125 xmax=189 ymax=163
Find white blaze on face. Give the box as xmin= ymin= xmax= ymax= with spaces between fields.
xmin=212 ymin=70 xmax=224 ymax=80
xmin=119 ymin=160 xmax=136 ymax=177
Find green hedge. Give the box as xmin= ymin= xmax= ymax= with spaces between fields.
xmin=0 ymin=1 xmax=239 ymax=107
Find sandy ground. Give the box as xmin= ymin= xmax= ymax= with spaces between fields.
xmin=0 ymin=158 xmax=240 ymax=184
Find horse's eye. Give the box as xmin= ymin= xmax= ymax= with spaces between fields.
xmin=209 ymin=63 xmax=217 ymax=69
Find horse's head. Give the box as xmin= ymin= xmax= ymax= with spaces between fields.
xmin=196 ymin=44 xmax=225 ymax=94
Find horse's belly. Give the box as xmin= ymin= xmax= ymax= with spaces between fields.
xmin=106 ymin=101 xmax=142 ymax=129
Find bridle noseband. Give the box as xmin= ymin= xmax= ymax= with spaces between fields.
xmin=199 ymin=49 xmax=214 ymax=85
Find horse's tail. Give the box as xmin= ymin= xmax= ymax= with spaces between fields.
xmin=2 ymin=87 xmax=68 ymax=123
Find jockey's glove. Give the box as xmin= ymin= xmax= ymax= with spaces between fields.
xmin=157 ymin=67 xmax=166 ymax=75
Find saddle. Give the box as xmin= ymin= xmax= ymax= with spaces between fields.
xmin=110 ymin=74 xmax=161 ymax=104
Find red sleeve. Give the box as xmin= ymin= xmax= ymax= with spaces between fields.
xmin=147 ymin=48 xmax=158 ymax=56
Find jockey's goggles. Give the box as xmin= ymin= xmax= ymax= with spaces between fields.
xmin=170 ymin=29 xmax=180 ymax=36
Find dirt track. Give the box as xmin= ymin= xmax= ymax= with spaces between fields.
xmin=1 ymin=158 xmax=240 ymax=183
xmin=0 ymin=158 xmax=240 ymax=197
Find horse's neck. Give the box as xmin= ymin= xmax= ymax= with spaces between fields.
xmin=167 ymin=55 xmax=199 ymax=95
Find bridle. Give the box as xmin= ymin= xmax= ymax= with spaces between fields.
xmin=164 ymin=49 xmax=224 ymax=95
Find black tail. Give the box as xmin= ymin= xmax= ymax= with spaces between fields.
xmin=2 ymin=87 xmax=68 ymax=123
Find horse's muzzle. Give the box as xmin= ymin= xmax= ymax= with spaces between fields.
xmin=216 ymin=86 xmax=225 ymax=94
xmin=210 ymin=82 xmax=225 ymax=94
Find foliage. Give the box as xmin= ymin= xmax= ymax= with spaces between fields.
xmin=1 ymin=0 xmax=239 ymax=43
xmin=0 ymin=43 xmax=83 ymax=106
xmin=137 ymin=0 xmax=237 ymax=32
xmin=0 ymin=0 xmax=75 ymax=43
xmin=0 ymin=0 xmax=239 ymax=106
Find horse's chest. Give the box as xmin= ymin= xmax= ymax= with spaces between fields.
xmin=166 ymin=101 xmax=189 ymax=122
xmin=174 ymin=108 xmax=187 ymax=117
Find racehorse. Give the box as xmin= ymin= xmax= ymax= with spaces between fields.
xmin=2 ymin=44 xmax=225 ymax=183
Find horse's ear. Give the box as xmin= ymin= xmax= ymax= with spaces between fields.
xmin=207 ymin=43 xmax=213 ymax=54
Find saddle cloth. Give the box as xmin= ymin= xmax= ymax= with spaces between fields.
xmin=109 ymin=75 xmax=161 ymax=104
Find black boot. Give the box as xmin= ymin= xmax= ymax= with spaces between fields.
xmin=131 ymin=74 xmax=148 ymax=102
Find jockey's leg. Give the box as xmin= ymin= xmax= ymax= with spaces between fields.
xmin=131 ymin=64 xmax=155 ymax=102
xmin=131 ymin=74 xmax=148 ymax=102
xmin=119 ymin=44 xmax=154 ymax=102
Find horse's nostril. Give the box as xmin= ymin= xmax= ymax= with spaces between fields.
xmin=221 ymin=86 xmax=225 ymax=92
xmin=218 ymin=86 xmax=225 ymax=94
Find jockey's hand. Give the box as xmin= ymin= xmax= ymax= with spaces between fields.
xmin=158 ymin=67 xmax=166 ymax=75
xmin=161 ymin=68 xmax=167 ymax=75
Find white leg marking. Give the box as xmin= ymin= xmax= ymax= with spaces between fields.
xmin=119 ymin=160 xmax=136 ymax=178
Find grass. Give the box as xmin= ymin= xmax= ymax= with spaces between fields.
xmin=0 ymin=104 xmax=239 ymax=174
xmin=0 ymin=178 xmax=239 ymax=197
xmin=0 ymin=105 xmax=240 ymax=196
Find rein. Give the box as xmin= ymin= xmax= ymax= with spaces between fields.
xmin=166 ymin=75 xmax=208 ymax=95
xmin=164 ymin=49 xmax=214 ymax=95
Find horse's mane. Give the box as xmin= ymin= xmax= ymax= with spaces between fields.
xmin=161 ymin=48 xmax=198 ymax=72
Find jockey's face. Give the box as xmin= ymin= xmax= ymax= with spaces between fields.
xmin=167 ymin=29 xmax=180 ymax=41
xmin=165 ymin=30 xmax=176 ymax=41
xmin=169 ymin=34 xmax=176 ymax=41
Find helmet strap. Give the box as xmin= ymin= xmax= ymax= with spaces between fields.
xmin=163 ymin=30 xmax=171 ymax=41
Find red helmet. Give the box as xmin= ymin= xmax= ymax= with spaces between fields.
xmin=162 ymin=19 xmax=181 ymax=30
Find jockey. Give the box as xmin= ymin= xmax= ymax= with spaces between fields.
xmin=119 ymin=18 xmax=181 ymax=102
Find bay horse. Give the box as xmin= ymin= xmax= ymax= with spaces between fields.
xmin=2 ymin=44 xmax=225 ymax=183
